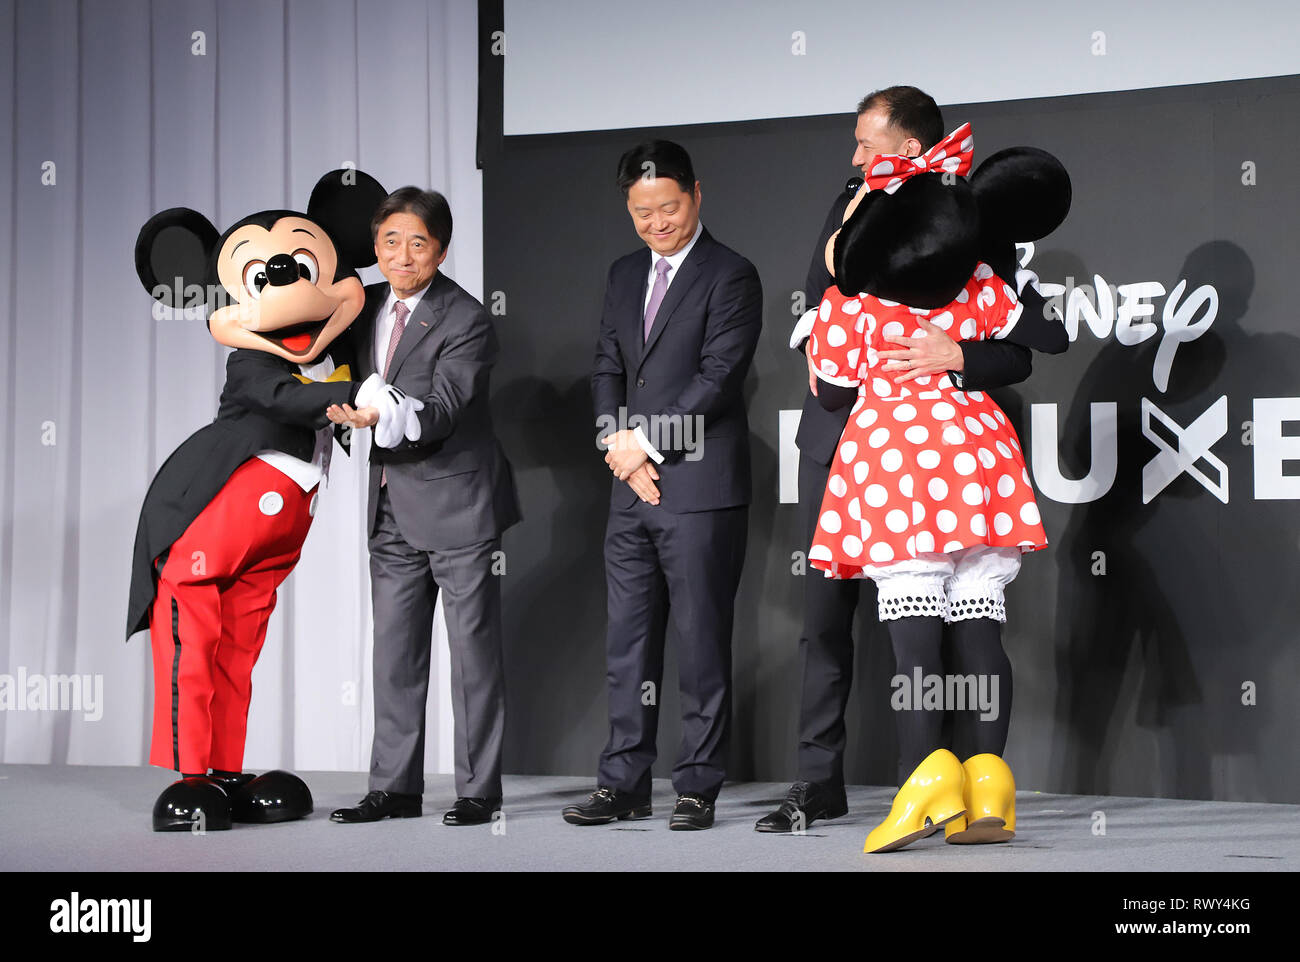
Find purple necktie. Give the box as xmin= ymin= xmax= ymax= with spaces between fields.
xmin=383 ymin=300 xmax=409 ymax=378
xmin=643 ymin=257 xmax=671 ymax=341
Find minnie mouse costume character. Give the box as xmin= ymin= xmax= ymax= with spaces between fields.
xmin=127 ymin=169 xmax=422 ymax=831
xmin=804 ymin=125 xmax=1071 ymax=852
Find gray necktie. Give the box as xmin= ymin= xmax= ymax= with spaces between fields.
xmin=643 ymin=257 xmax=671 ymax=341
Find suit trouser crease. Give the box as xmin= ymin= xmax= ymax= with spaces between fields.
xmin=367 ymin=490 xmax=505 ymax=798
xmin=598 ymin=500 xmax=746 ymax=800
xmin=795 ymin=450 xmax=867 ymax=789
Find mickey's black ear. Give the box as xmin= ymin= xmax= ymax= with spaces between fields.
xmin=135 ymin=208 xmax=219 ymax=307
xmin=971 ymin=146 xmax=1071 ymax=246
xmin=835 ymin=176 xmax=980 ymax=309
xmin=308 ymin=168 xmax=388 ymax=270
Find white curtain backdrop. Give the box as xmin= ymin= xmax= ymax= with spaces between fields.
xmin=0 ymin=0 xmax=482 ymax=775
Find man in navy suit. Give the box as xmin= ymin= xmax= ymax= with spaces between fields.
xmin=563 ymin=140 xmax=762 ymax=831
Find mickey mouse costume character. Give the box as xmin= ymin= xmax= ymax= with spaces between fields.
xmin=127 ymin=169 xmax=422 ymax=831
xmin=803 ymin=125 xmax=1071 ymax=852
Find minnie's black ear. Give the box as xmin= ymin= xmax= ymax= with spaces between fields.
xmin=308 ymin=168 xmax=388 ymax=271
xmin=835 ymin=175 xmax=980 ymax=309
xmin=135 ymin=208 xmax=219 ymax=307
xmin=971 ymin=146 xmax=1071 ymax=246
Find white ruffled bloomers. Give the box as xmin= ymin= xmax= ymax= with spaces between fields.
xmin=849 ymin=545 xmax=1021 ymax=624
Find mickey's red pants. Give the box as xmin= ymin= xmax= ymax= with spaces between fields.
xmin=148 ymin=457 xmax=317 ymax=773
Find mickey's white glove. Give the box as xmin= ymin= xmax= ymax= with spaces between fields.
xmin=354 ymin=373 xmax=425 ymax=449
xmin=354 ymin=373 xmax=386 ymax=410
xmin=373 ymin=384 xmax=425 ymax=449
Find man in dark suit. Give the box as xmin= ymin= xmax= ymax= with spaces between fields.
xmin=562 ymin=140 xmax=762 ymax=831
xmin=327 ymin=187 xmax=520 ymax=827
xmin=755 ymin=86 xmax=1035 ymax=832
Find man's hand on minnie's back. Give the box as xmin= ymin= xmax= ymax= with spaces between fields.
xmin=878 ymin=316 xmax=965 ymax=384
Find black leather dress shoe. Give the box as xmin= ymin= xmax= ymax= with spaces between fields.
xmin=669 ymin=793 xmax=715 ymax=830
xmin=330 ymin=790 xmax=422 ymax=823
xmin=561 ymin=787 xmax=652 ymax=824
xmin=442 ymin=796 xmax=502 ymax=826
xmin=754 ymin=780 xmax=848 ymax=833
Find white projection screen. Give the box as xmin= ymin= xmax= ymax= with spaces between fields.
xmin=503 ymin=0 xmax=1300 ymax=135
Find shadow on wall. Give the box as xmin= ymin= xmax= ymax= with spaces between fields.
xmin=1042 ymin=240 xmax=1297 ymax=799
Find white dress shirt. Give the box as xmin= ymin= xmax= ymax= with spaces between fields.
xmin=641 ymin=220 xmax=703 ymax=316
xmin=373 ymin=280 xmax=433 ymax=375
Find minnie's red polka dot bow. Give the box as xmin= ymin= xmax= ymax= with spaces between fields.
xmin=864 ymin=122 xmax=975 ymax=194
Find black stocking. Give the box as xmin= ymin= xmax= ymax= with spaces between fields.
xmin=946 ymin=617 xmax=1013 ymax=759
xmin=886 ymin=615 xmax=946 ymax=784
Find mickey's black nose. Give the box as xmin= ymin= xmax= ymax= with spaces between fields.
xmin=265 ymin=253 xmax=299 ymax=287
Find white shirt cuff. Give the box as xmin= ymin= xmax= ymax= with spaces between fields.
xmin=789 ymin=308 xmax=818 ymax=350
xmin=633 ymin=425 xmax=665 ymax=464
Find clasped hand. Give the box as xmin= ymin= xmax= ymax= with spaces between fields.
xmin=600 ymin=429 xmax=659 ymax=505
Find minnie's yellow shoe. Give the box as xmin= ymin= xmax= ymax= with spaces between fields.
xmin=863 ymin=748 xmax=966 ymax=853
xmin=944 ymin=753 xmax=1016 ymax=844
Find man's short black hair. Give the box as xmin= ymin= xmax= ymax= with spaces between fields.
xmin=856 ymin=86 xmax=944 ymax=152
xmin=370 ymin=186 xmax=453 ymax=252
xmin=616 ymin=140 xmax=696 ymax=197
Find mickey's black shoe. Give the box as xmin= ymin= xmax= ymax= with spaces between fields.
xmin=561 ymin=787 xmax=652 ymax=824
xmin=228 ymin=770 xmax=313 ymax=824
xmin=754 ymin=780 xmax=849 ymax=833
xmin=208 ymin=772 xmax=257 ymax=795
xmin=669 ymin=793 xmax=715 ymax=831
xmin=330 ymin=790 xmax=422 ymax=823
xmin=152 ymin=777 xmax=232 ymax=832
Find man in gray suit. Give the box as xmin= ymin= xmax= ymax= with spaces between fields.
xmin=327 ymin=187 xmax=520 ymax=826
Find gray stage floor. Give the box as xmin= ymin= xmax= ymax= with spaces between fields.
xmin=0 ymin=765 xmax=1295 ymax=871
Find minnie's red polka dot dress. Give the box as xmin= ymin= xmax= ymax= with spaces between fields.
xmin=807 ymin=264 xmax=1047 ymax=579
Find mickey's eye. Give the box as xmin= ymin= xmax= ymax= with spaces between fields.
xmin=242 ymin=260 xmax=268 ymax=299
xmin=292 ymin=250 xmax=319 ymax=284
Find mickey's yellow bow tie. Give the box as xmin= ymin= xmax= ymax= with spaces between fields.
xmin=293 ymin=364 xmax=352 ymax=385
